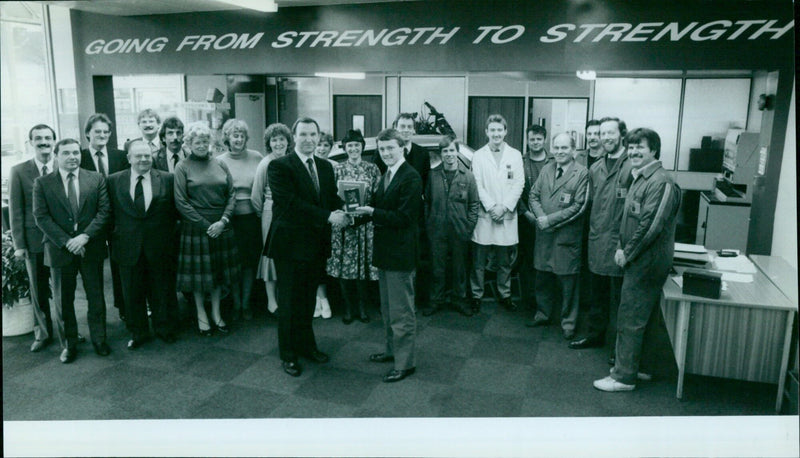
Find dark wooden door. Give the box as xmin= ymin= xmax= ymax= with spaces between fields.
xmin=467 ymin=96 xmax=525 ymax=152
xmin=333 ymin=95 xmax=382 ymax=140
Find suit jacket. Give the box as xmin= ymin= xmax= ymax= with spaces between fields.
xmin=265 ymin=152 xmax=344 ymax=263
xmin=80 ymin=147 xmax=129 ymax=176
xmin=32 ymin=169 xmax=110 ymax=268
xmin=373 ymin=142 xmax=430 ymax=189
xmin=153 ymin=145 xmax=186 ymax=173
xmin=107 ymin=169 xmax=178 ymax=267
xmin=371 ymin=161 xmax=423 ymax=271
xmin=9 ymin=159 xmax=48 ymax=253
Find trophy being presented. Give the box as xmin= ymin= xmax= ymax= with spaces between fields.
xmin=337 ymin=180 xmax=367 ymax=213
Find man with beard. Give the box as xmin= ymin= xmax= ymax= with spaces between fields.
xmin=569 ymin=117 xmax=633 ymax=355
xmin=574 ymin=120 xmax=603 ymax=169
xmin=153 ymin=116 xmax=186 ymax=173
xmin=80 ymin=113 xmax=129 ymax=322
xmin=9 ymin=124 xmax=57 ymax=352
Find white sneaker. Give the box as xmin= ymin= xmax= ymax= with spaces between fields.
xmin=313 ymin=297 xmax=322 ymax=318
xmin=593 ymin=375 xmax=635 ymax=392
xmin=320 ymin=297 xmax=332 ymax=319
xmin=609 ymin=367 xmax=653 ymax=381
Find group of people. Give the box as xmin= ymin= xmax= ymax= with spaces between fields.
xmin=9 ymin=107 xmax=680 ymax=390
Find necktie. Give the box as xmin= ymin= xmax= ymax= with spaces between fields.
xmin=95 ymin=151 xmax=106 ymax=177
xmin=384 ymin=169 xmax=392 ymax=191
xmin=41 ymin=165 xmax=48 ymax=176
xmin=149 ymin=141 xmax=157 ymax=153
xmin=67 ymin=172 xmax=79 ymax=218
xmin=306 ymin=158 xmax=319 ymax=194
xmin=172 ymin=153 xmax=180 ymax=169
xmin=134 ymin=175 xmax=145 ymax=214
xmin=556 ymin=167 xmax=563 ymax=180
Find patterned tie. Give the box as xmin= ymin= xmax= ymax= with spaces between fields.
xmin=306 ymin=158 xmax=319 ymax=195
xmin=95 ymin=151 xmax=106 ymax=177
xmin=67 ymin=172 xmax=79 ymax=218
xmin=41 ymin=165 xmax=48 ymax=176
xmin=556 ymin=167 xmax=563 ymax=180
xmin=134 ymin=175 xmax=145 ymax=214
xmin=384 ymin=169 xmax=392 ymax=191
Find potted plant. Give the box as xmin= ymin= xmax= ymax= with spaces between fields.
xmin=2 ymin=230 xmax=34 ymax=336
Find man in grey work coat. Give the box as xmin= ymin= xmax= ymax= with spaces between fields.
xmin=528 ymin=133 xmax=591 ymax=340
xmin=570 ymin=117 xmax=633 ymax=352
xmin=594 ymin=128 xmax=680 ymax=392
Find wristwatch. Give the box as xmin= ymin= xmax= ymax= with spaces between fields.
xmin=220 ymin=216 xmax=230 ymax=226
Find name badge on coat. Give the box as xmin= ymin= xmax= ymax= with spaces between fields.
xmin=506 ymin=164 xmax=514 ymax=180
xmin=616 ymin=188 xmax=628 ymax=199
xmin=559 ymin=192 xmax=572 ymax=204
xmin=630 ymin=201 xmax=641 ymax=215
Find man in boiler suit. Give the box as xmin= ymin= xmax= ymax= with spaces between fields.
xmin=469 ymin=114 xmax=524 ymax=314
xmin=528 ymin=133 xmax=591 ymax=340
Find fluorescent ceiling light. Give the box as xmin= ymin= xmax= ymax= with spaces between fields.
xmin=576 ymin=70 xmax=597 ymax=80
xmin=214 ymin=0 xmax=278 ymax=13
xmin=314 ymin=72 xmax=366 ymax=80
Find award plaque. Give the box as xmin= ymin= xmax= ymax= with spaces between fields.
xmin=337 ymin=180 xmax=367 ymax=213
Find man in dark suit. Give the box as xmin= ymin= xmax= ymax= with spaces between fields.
xmin=9 ymin=124 xmax=56 ymax=352
xmin=373 ymin=113 xmax=431 ymax=313
xmin=356 ymin=128 xmax=423 ymax=383
xmin=80 ymin=113 xmax=129 ymax=321
xmin=33 ymin=138 xmax=111 ymax=363
xmin=153 ymin=116 xmax=186 ymax=173
xmin=266 ymin=116 xmax=348 ymax=377
xmin=107 ymin=140 xmax=179 ymax=349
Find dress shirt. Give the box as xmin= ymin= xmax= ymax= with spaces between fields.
xmin=34 ymin=157 xmax=54 ymax=176
xmin=295 ymin=150 xmax=319 ymax=185
xmin=167 ymin=149 xmax=183 ymax=173
xmin=90 ymin=145 xmax=109 ymax=175
xmin=145 ymin=136 xmax=161 ymax=152
xmin=129 ymin=170 xmax=153 ymax=211
xmin=384 ymin=156 xmax=406 ymax=188
xmin=557 ymin=161 xmax=573 ymax=178
xmin=59 ymin=168 xmax=80 ymax=202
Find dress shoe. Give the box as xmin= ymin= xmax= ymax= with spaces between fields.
xmin=93 ymin=341 xmax=111 ymax=356
xmin=593 ymin=375 xmax=635 ymax=392
xmin=30 ymin=337 xmax=52 ymax=353
xmin=60 ymin=348 xmax=77 ymax=364
xmin=282 ymin=360 xmax=302 ymax=377
xmin=77 ymin=333 xmax=86 ymax=343
xmin=383 ymin=367 xmax=415 ymax=383
xmin=215 ymin=323 xmax=230 ymax=334
xmin=155 ymin=332 xmax=177 ymax=343
xmin=358 ymin=313 xmax=370 ymax=323
xmin=369 ymin=353 xmax=394 ymax=363
xmin=305 ymin=349 xmax=329 ymax=363
xmin=198 ymin=328 xmax=213 ymax=337
xmin=499 ymin=297 xmax=517 ymax=311
xmin=525 ymin=312 xmax=549 ymax=327
xmin=342 ymin=315 xmax=354 ymax=325
xmin=563 ymin=329 xmax=576 ymax=340
xmin=127 ymin=336 xmax=150 ymax=350
xmin=421 ymin=306 xmax=439 ymax=317
xmin=569 ymin=336 xmax=605 ymax=350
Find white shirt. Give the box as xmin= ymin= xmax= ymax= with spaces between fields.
xmin=34 ymin=157 xmax=54 ymax=176
xmin=145 ymin=136 xmax=161 ymax=152
xmin=129 ymin=170 xmax=153 ymax=211
xmin=166 ymin=148 xmax=183 ymax=173
xmin=295 ymin=150 xmax=319 ymax=186
xmin=59 ymin=168 xmax=79 ymax=201
xmin=90 ymin=145 xmax=109 ymax=176
xmin=384 ymin=156 xmax=406 ymax=188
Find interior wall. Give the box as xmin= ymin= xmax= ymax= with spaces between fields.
xmin=186 ymin=75 xmax=227 ymax=103
xmin=399 ymin=76 xmax=466 ymax=140
xmin=771 ymin=83 xmax=796 ymax=269
xmin=331 ymin=76 xmax=383 ymax=95
xmin=468 ymin=76 xmax=527 ymax=96
xmin=528 ymin=77 xmax=591 ymax=97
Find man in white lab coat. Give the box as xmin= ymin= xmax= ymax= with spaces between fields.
xmin=469 ymin=114 xmax=525 ymax=313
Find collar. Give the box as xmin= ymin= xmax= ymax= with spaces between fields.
xmin=588 ymin=147 xmax=604 ymax=158
xmin=527 ymin=149 xmax=548 ymax=161
xmin=144 ymin=136 xmax=160 ymax=147
xmin=631 ymin=160 xmax=661 ymax=180
xmin=34 ymin=157 xmax=54 ymax=171
xmin=59 ymin=167 xmax=78 ymax=181
xmin=488 ymin=142 xmax=505 ymax=153
xmin=295 ymin=150 xmax=315 ymax=164
xmin=91 ymin=145 xmax=108 ymax=155
xmin=607 ymin=145 xmax=625 ymax=159
xmin=556 ymin=160 xmax=574 ymax=175
xmin=386 ymin=156 xmax=406 ymax=177
xmin=132 ymin=169 xmax=152 ymax=181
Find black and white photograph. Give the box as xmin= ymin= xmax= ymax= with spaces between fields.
xmin=1 ymin=0 xmax=797 ymax=456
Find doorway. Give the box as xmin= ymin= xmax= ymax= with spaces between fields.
xmin=467 ymin=96 xmax=525 ymax=152
xmin=333 ymin=95 xmax=382 ymax=140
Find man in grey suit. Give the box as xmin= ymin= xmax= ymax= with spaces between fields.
xmin=9 ymin=124 xmax=57 ymax=352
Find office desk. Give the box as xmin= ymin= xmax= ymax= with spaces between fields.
xmin=661 ymin=258 xmax=797 ymax=412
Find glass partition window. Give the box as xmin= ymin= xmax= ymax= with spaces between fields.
xmin=593 ymin=78 xmax=682 ymax=170
xmin=678 ymin=78 xmax=751 ymax=171
xmin=112 ymin=74 xmax=184 ymax=148
xmin=277 ymin=77 xmax=332 ymax=134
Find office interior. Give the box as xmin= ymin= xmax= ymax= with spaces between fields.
xmin=1 ymin=1 xmax=797 ymax=455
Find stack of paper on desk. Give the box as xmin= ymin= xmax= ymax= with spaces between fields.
xmin=674 ymin=243 xmax=710 ymax=267
xmin=713 ymin=255 xmax=757 ymax=274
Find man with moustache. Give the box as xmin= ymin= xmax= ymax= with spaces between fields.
xmin=356 ymin=128 xmax=423 ymax=383
xmin=80 ymin=113 xmax=129 ymax=322
xmin=593 ymin=128 xmax=680 ymax=392
xmin=107 ymin=140 xmax=179 ymax=349
xmin=469 ymin=114 xmax=524 ymax=313
xmin=33 ymin=139 xmax=111 ymax=363
xmin=569 ymin=117 xmax=633 ymax=353
xmin=528 ymin=133 xmax=590 ymax=340
xmin=9 ymin=124 xmax=57 ymax=352
xmin=518 ymin=124 xmax=552 ymax=319
xmin=134 ymin=109 xmax=162 ymax=154
xmin=574 ymin=120 xmax=603 ymax=169
xmin=153 ymin=116 xmax=186 ymax=173
xmin=265 ymin=116 xmax=348 ymax=377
